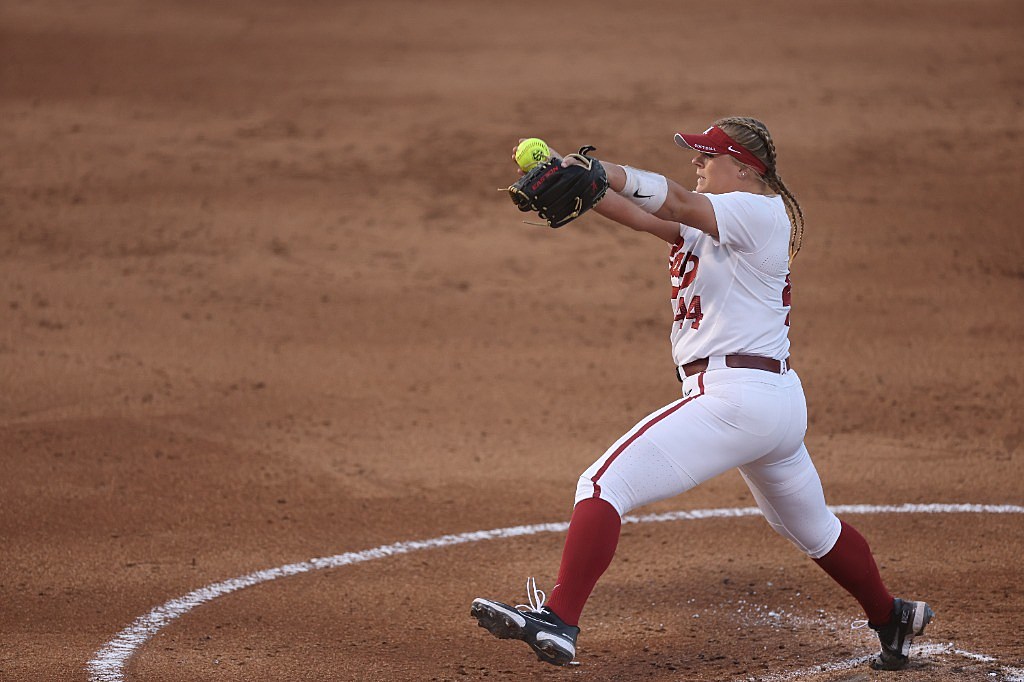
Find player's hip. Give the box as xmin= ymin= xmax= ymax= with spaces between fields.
xmin=678 ymin=355 xmax=801 ymax=394
xmin=674 ymin=363 xmax=805 ymax=443
xmin=596 ymin=365 xmax=806 ymax=461
xmin=577 ymin=368 xmax=808 ymax=514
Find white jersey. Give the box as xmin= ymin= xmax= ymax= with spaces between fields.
xmin=668 ymin=192 xmax=792 ymax=366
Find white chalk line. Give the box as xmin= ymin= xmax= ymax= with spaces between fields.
xmin=748 ymin=642 xmax=1024 ymax=681
xmin=86 ymin=503 xmax=1024 ymax=682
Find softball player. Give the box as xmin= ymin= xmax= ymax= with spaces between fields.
xmin=472 ymin=117 xmax=933 ymax=670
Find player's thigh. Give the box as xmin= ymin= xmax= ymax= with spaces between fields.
xmin=575 ymin=385 xmax=781 ymax=515
xmin=739 ymin=444 xmax=841 ymax=558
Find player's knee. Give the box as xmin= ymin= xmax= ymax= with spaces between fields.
xmin=574 ymin=474 xmax=594 ymax=502
xmin=802 ymin=513 xmax=842 ymax=559
xmin=573 ymin=476 xmax=628 ymax=517
xmin=764 ymin=512 xmax=841 ymax=559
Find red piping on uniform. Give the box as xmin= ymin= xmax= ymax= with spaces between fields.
xmin=591 ymin=372 xmax=706 ymax=498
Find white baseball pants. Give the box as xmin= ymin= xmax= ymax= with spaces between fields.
xmin=575 ymin=365 xmax=842 ymax=559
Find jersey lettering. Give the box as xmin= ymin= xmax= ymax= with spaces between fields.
xmin=782 ymin=274 xmax=792 ymax=327
xmin=685 ymin=295 xmax=704 ymax=329
xmin=670 ymin=249 xmax=699 ymax=302
xmin=670 ymin=251 xmax=699 ymax=286
xmin=670 ymin=245 xmax=702 ymax=330
xmin=673 ymin=295 xmax=703 ymax=330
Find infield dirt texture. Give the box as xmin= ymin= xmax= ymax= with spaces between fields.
xmin=2 ymin=1 xmax=1023 ymax=680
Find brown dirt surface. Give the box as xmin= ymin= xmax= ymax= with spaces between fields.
xmin=2 ymin=1 xmax=1023 ymax=680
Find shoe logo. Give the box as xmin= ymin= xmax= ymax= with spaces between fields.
xmin=536 ymin=631 xmax=574 ymax=652
xmin=633 ymin=189 xmax=654 ymax=199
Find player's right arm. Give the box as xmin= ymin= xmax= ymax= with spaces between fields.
xmin=593 ymin=191 xmax=680 ymax=244
xmin=558 ymin=153 xmax=718 ymax=239
xmin=535 ymin=143 xmax=680 ymax=243
xmin=602 ymin=162 xmax=718 ymax=238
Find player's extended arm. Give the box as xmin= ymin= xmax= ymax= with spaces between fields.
xmin=603 ymin=162 xmax=719 ymax=239
xmin=593 ymin=191 xmax=681 ymax=244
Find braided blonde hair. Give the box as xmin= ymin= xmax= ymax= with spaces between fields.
xmin=714 ymin=117 xmax=805 ymax=263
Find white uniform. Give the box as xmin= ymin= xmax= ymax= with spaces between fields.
xmin=575 ymin=192 xmax=842 ymax=559
xmin=670 ymin=193 xmax=791 ymax=367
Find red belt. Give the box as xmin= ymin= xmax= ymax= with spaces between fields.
xmin=676 ymin=355 xmax=791 ymax=381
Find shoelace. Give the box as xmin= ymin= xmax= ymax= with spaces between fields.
xmin=851 ymin=619 xmax=869 ymax=630
xmin=515 ymin=576 xmax=546 ymax=613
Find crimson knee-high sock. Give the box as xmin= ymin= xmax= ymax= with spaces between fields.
xmin=813 ymin=520 xmax=895 ymax=626
xmin=545 ymin=497 xmax=621 ymax=627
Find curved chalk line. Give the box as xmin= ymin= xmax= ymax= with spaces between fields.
xmin=87 ymin=503 xmax=1024 ymax=682
xmin=750 ymin=642 xmax=1024 ymax=682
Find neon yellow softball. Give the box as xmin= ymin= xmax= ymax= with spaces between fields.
xmin=515 ymin=138 xmax=551 ymax=172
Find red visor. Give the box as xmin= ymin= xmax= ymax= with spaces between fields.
xmin=674 ymin=126 xmax=767 ymax=174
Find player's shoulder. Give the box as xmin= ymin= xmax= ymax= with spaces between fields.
xmin=707 ymin=192 xmax=787 ymax=228
xmin=707 ymin=191 xmax=784 ymax=211
xmin=704 ymin=192 xmax=787 ymax=255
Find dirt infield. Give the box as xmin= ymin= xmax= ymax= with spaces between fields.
xmin=2 ymin=1 xmax=1022 ymax=680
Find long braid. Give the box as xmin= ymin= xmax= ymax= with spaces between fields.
xmin=714 ymin=117 xmax=806 ymax=263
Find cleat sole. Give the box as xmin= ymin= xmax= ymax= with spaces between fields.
xmin=870 ymin=652 xmax=910 ymax=671
xmin=534 ymin=639 xmax=573 ymax=666
xmin=471 ymin=601 xmax=524 ymax=640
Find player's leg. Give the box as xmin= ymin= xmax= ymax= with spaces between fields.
xmin=740 ymin=449 xmax=933 ymax=669
xmin=474 ymin=370 xmax=803 ymax=665
xmin=736 ymin=444 xmax=889 ymax=610
xmin=544 ymin=397 xmax=702 ymax=630
xmin=546 ymin=371 xmax=785 ymax=627
xmin=735 ymin=369 xmax=894 ymax=622
xmin=472 ymin=392 xmax=712 ymax=665
xmin=738 ymin=370 xmax=932 ymax=671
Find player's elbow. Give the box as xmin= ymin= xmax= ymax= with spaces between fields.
xmin=656 ymin=185 xmax=716 ymax=237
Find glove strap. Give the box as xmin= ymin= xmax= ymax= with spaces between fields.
xmin=563 ymin=145 xmax=598 ymax=170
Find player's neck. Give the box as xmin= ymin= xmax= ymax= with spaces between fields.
xmin=739 ymin=178 xmax=775 ymax=196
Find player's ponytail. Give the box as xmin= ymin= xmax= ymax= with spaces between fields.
xmin=714 ymin=117 xmax=805 ymax=264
